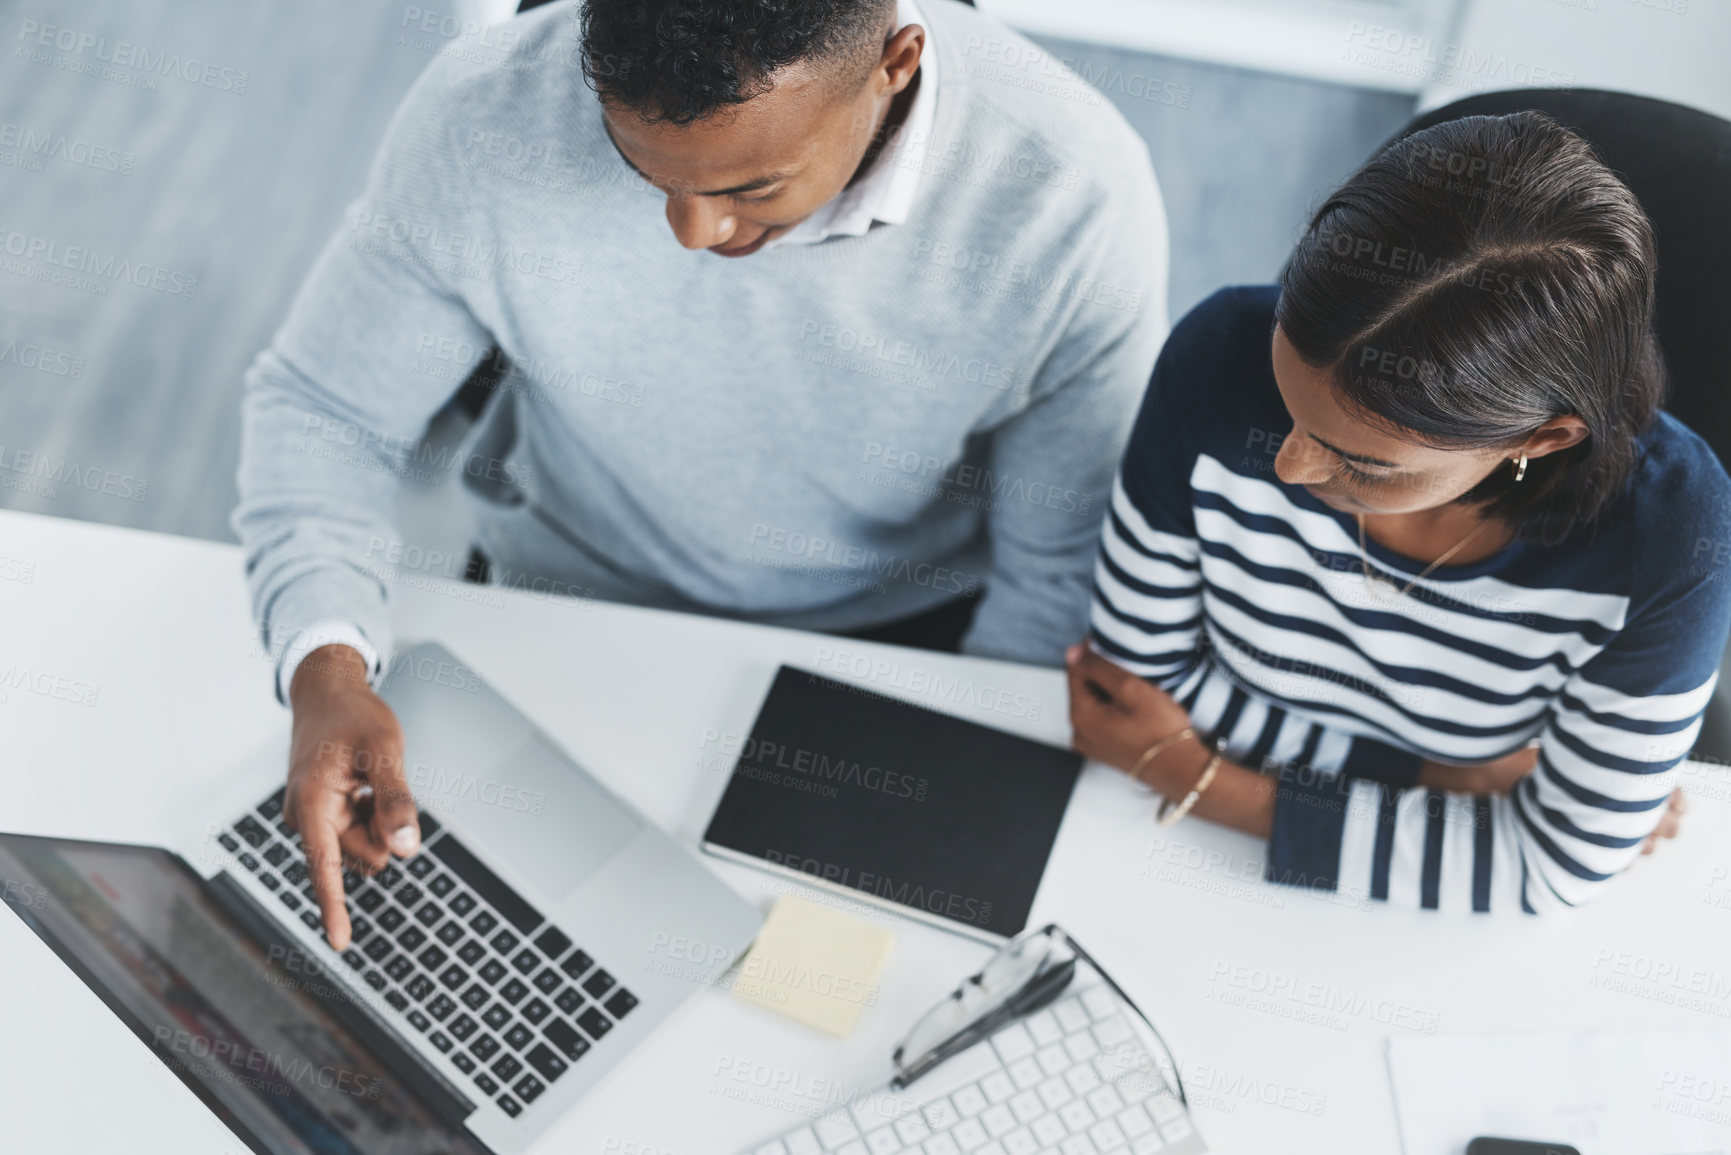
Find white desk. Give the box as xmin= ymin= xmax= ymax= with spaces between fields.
xmin=1 ymin=508 xmax=1727 ymax=1154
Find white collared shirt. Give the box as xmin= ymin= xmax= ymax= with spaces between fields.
xmin=768 ymin=0 xmax=935 ymax=248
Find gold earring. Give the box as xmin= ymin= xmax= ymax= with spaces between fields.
xmin=1513 ymin=452 xmax=1528 ymax=483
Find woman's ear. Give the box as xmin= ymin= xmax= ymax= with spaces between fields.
xmin=1522 ymin=415 xmax=1590 ymax=461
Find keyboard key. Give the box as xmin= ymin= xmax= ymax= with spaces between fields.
xmin=428 ymin=873 xmax=456 ymax=898
xmin=604 ymin=988 xmax=637 ymax=1019
xmin=471 ymin=1035 xmax=501 ymax=1062
xmin=491 ymin=930 xmax=519 ymax=955
xmin=533 ymin=926 xmax=572 ymax=958
xmin=462 ymin=984 xmax=491 ymax=1011
xmin=504 ymin=1024 xmax=534 ymax=1051
xmin=282 ymin=861 xmax=308 ymax=887
xmin=439 ymin=965 xmax=469 ymax=990
xmin=492 ymin=1054 xmax=522 ymax=1083
xmin=259 ymin=872 xmax=281 ymax=892
xmin=533 ymin=968 xmax=563 ymax=994
xmin=554 ymin=988 xmax=583 ymax=1014
xmin=473 ymin=1072 xmax=499 ymax=1096
xmin=376 ymin=866 xmax=403 ymax=889
xmin=237 ymin=852 xmax=259 ymax=872
xmin=416 ymin=903 xmax=445 ymax=927
xmin=817 ymin=1111 xmax=860 ymax=1148
xmin=341 ymin=949 xmax=366 ymax=970
xmin=452 ymin=1052 xmax=476 ymax=1074
xmin=363 ymin=970 xmax=387 ymax=991
xmin=363 ymin=937 xmax=393 ymax=962
xmin=395 ymin=884 xmax=424 ymax=909
xmin=525 ymin=1042 xmax=567 ymax=1083
xmin=925 ymin=1099 xmax=961 ymax=1131
xmin=512 ymin=1073 xmax=545 ymax=1104
xmin=377 ymin=907 xmax=406 ymax=933
xmin=342 ymin=870 xmax=363 ymax=894
xmin=482 ymin=1004 xmax=511 ymax=1030
xmin=408 ymin=856 xmax=437 ymax=879
xmin=469 ymin=910 xmax=498 ymax=936
xmin=263 ymin=842 xmax=291 ymax=867
xmin=520 ymin=998 xmax=550 ymax=1025
xmin=1034 ymin=1115 xmax=1068 ymax=1146
xmin=437 ymin=922 xmax=465 ymax=946
xmin=234 ymin=817 xmax=269 ymax=847
xmin=406 ymin=975 xmax=436 ymax=1002
xmin=418 ymin=943 xmax=449 ymax=972
xmin=427 ymin=994 xmax=457 ymax=1021
xmin=217 ymin=832 xmax=239 ymax=852
xmin=560 ymin=950 xmax=594 ymax=980
xmin=458 ymin=940 xmax=487 ymax=966
xmin=896 ymin=1114 xmax=933 ymax=1145
xmin=496 ymin=1095 xmax=521 ymax=1118
xmin=499 ymin=979 xmax=530 ymax=1005
xmin=385 ymin=956 xmax=414 ymax=981
xmin=356 ymin=890 xmax=386 ymax=913
xmin=407 ymin=1010 xmax=431 ymax=1032
xmin=416 ymin=810 xmax=440 ymax=837
xmin=480 ymin=960 xmax=509 ymax=985
xmin=449 ymin=892 xmax=476 ymax=917
xmin=448 ymin=1014 xmax=478 ymax=1042
xmin=397 ymin=926 xmax=428 ymax=953
xmin=577 ymin=1007 xmax=612 ymax=1040
xmin=543 ymin=1018 xmax=591 ymax=1061
xmin=955 ymin=1117 xmax=993 ymax=1150
xmin=582 ymin=969 xmax=615 ymax=999
xmin=258 ymin=790 xmax=286 ymax=820
xmin=301 ymin=910 xmax=322 ymax=930
xmin=385 ymin=990 xmax=409 ymax=1012
xmin=428 ymin=1031 xmax=452 ymax=1052
xmin=349 ymin=917 xmax=373 ymax=943
xmin=512 ymin=948 xmax=540 ymax=975
xmin=278 ymin=891 xmax=301 ymax=911
xmin=954 ymin=1085 xmax=989 ymax=1117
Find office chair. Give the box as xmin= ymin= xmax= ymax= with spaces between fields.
xmin=1391 ymin=89 xmax=1731 ymax=761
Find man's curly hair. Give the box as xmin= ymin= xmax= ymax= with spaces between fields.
xmin=581 ymin=0 xmax=896 ymax=126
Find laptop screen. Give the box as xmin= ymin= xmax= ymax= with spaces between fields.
xmin=0 ymin=832 xmax=489 ymax=1155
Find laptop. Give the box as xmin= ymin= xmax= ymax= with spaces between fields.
xmin=0 ymin=641 xmax=762 ymax=1154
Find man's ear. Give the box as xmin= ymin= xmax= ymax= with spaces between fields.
xmin=877 ymin=23 xmax=924 ymax=97
xmin=1522 ymin=415 xmax=1591 ymax=460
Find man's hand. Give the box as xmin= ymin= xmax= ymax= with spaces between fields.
xmin=286 ymin=643 xmax=418 ymax=950
xmin=1417 ymin=745 xmax=1539 ymax=796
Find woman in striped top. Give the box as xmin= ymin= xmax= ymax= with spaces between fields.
xmin=1068 ymin=112 xmax=1731 ymax=913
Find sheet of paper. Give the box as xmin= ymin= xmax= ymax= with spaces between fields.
xmin=1386 ymin=1027 xmax=1731 ymax=1155
xmin=732 ymin=894 xmax=895 ymax=1038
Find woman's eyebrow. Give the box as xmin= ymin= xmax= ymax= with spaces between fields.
xmin=1307 ymin=432 xmax=1401 ymax=469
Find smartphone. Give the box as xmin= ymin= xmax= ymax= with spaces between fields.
xmin=1466 ymin=1139 xmax=1583 ymax=1155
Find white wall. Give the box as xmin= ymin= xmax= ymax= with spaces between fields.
xmin=1418 ymin=0 xmax=1731 ymax=120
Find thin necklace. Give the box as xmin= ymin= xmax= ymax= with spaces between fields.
xmin=1357 ymin=512 xmax=1491 ymax=598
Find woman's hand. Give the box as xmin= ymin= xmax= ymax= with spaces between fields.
xmin=1639 ymin=788 xmax=1686 ymax=856
xmin=1065 ymin=645 xmax=1198 ymax=790
xmin=1417 ymin=745 xmax=1538 ymax=795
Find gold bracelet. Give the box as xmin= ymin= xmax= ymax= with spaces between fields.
xmin=1128 ymin=727 xmax=1197 ymax=792
xmin=1157 ymin=737 xmax=1226 ymax=827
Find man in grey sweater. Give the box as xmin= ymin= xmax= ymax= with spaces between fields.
xmin=236 ymin=0 xmax=1167 ymax=944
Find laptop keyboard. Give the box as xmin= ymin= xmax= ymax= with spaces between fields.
xmin=748 ymin=988 xmax=1202 ymax=1155
xmin=216 ymin=787 xmax=639 ymax=1120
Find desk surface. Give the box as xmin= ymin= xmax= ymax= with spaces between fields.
xmin=1 ymin=509 xmax=1726 ymax=1154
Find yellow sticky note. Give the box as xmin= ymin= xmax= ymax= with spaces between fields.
xmin=732 ymin=895 xmax=895 ymax=1038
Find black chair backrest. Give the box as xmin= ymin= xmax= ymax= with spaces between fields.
xmin=1393 ymin=89 xmax=1731 ymax=469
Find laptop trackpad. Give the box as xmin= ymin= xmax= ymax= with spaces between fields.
xmin=447 ymin=734 xmax=641 ymax=902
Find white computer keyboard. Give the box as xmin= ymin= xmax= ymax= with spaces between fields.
xmin=746 ymin=983 xmax=1206 ymax=1155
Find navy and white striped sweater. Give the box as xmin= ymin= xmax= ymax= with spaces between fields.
xmin=1090 ymin=285 xmax=1731 ymax=913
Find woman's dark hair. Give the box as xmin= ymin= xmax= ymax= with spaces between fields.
xmin=1276 ymin=111 xmax=1665 ymax=545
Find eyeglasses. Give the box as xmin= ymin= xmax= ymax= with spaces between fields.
xmin=890 ymin=923 xmax=1187 ymax=1108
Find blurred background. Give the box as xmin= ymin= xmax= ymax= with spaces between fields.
xmin=0 ymin=0 xmax=1725 ymax=552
